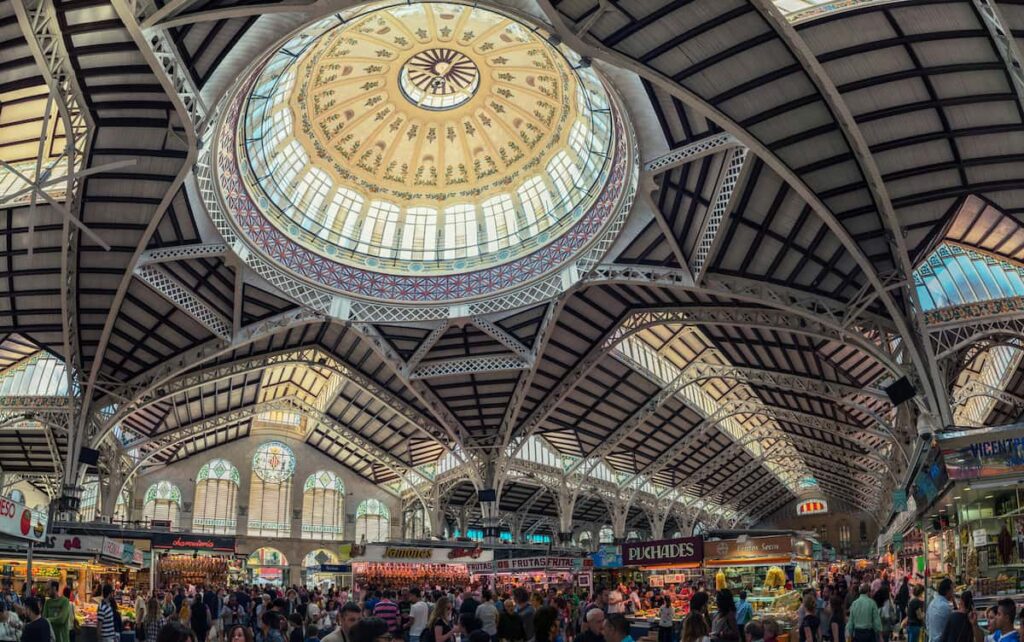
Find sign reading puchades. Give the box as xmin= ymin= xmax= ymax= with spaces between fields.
xmin=939 ymin=423 xmax=1024 ymax=480
xmin=622 ymin=537 xmax=703 ymax=567
xmin=0 ymin=496 xmax=46 ymax=543
xmin=151 ymin=534 xmax=236 ymax=552
xmin=796 ymin=499 xmax=828 ymax=516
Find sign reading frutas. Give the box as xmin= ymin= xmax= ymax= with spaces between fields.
xmin=796 ymin=499 xmax=828 ymax=516
xmin=621 ymin=537 xmax=703 ymax=566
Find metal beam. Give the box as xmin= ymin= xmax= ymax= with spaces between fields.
xmin=135 ymin=264 xmax=232 ymax=339
xmin=691 ymin=146 xmax=749 ymax=281
xmin=643 ymin=133 xmax=740 ymax=174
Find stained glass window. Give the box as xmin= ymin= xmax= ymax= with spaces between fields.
xmin=143 ymin=481 xmax=182 ymax=528
xmin=193 ymin=458 xmax=240 ymax=534
xmin=354 ymin=499 xmax=390 ymax=543
xmin=301 ymin=471 xmax=344 ymax=540
xmin=303 ymin=549 xmax=339 ymax=568
xmin=598 ymin=526 xmax=614 ymax=544
xmin=249 ymin=442 xmax=295 ymax=537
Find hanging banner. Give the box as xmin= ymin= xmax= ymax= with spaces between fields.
xmin=892 ymin=490 xmax=908 ymax=513
xmin=0 ymin=497 xmax=46 ymax=543
xmin=621 ymin=537 xmax=703 ymax=567
xmin=151 ymin=533 xmax=236 ymax=552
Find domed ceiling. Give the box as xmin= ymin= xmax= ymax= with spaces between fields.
xmin=210 ymin=1 xmax=637 ymax=317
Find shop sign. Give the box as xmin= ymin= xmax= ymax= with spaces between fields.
xmin=354 ymin=545 xmax=493 ymax=564
xmin=151 ymin=533 xmax=236 ymax=552
xmin=893 ymin=534 xmax=903 ymax=552
xmin=648 ymin=573 xmax=688 ymax=587
xmin=316 ymin=564 xmax=351 ymax=573
xmin=812 ymin=541 xmax=823 ymax=560
xmin=706 ymin=536 xmax=794 ymax=563
xmin=590 ymin=545 xmax=622 ymax=569
xmin=796 ymin=499 xmax=828 ymax=516
xmin=469 ymin=556 xmax=579 ymax=573
xmin=973 ymin=528 xmax=988 ymax=547
xmin=447 ymin=547 xmax=484 ymax=560
xmin=101 ymin=538 xmax=124 ymax=561
xmin=0 ymin=496 xmax=46 ymax=543
xmin=120 ymin=544 xmax=144 ymax=567
xmin=622 ymin=536 xmax=703 ymax=566
xmin=937 ymin=423 xmax=1024 ymax=480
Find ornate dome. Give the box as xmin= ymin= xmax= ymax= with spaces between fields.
xmin=210 ymin=1 xmax=635 ymax=317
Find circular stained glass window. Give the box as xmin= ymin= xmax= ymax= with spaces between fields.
xmin=209 ymin=1 xmax=636 ymax=316
xmin=252 ymin=441 xmax=296 ymax=483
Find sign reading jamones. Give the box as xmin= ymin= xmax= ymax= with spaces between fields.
xmin=622 ymin=537 xmax=703 ymax=567
xmin=151 ymin=533 xmax=236 ymax=552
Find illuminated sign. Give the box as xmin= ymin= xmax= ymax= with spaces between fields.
xmin=622 ymin=537 xmax=703 ymax=566
xmin=797 ymin=499 xmax=828 ymax=516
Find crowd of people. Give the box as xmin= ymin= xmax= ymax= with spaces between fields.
xmin=0 ymin=571 xmax=1019 ymax=642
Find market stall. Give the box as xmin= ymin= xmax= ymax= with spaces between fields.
xmin=468 ymin=555 xmax=590 ymax=593
xmin=703 ymin=535 xmax=813 ymax=632
xmin=151 ymin=533 xmax=237 ymax=589
xmin=350 ymin=545 xmax=491 ymax=590
xmin=619 ymin=537 xmax=704 ymax=641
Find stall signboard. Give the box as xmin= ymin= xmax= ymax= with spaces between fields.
xmin=591 ymin=545 xmax=622 ymax=569
xmin=648 ymin=573 xmax=688 ymax=587
xmin=34 ymin=535 xmax=124 ymax=561
xmin=317 ymin=564 xmax=352 ymax=573
xmin=354 ymin=545 xmax=494 ymax=564
xmin=892 ymin=490 xmax=908 ymax=512
xmin=939 ymin=423 xmax=1024 ymax=480
xmin=973 ymin=528 xmax=988 ymax=547
xmin=468 ymin=556 xmax=582 ymax=573
xmin=120 ymin=543 xmax=144 ymax=567
xmin=622 ymin=536 xmax=703 ymax=567
xmin=705 ymin=536 xmax=795 ymax=564
xmin=0 ymin=496 xmax=46 ymax=543
xmin=151 ymin=533 xmax=236 ymax=552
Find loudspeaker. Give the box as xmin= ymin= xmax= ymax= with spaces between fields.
xmin=884 ymin=376 xmax=917 ymax=406
xmin=478 ymin=489 xmax=497 ymax=502
xmin=78 ymin=447 xmax=100 ymax=466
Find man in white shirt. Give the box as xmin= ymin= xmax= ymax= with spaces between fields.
xmin=607 ymin=587 xmax=625 ymax=615
xmin=322 ymin=603 xmax=362 ymax=642
xmin=475 ymin=590 xmax=499 ymax=641
xmin=408 ymin=589 xmax=430 ymax=642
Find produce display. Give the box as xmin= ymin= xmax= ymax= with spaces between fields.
xmin=354 ymin=563 xmax=469 ymax=589
xmin=629 ymin=606 xmax=689 ymax=622
xmin=76 ymin=602 xmax=98 ymax=627
xmin=159 ymin=555 xmax=229 ymax=587
xmin=764 ymin=567 xmax=787 ymax=589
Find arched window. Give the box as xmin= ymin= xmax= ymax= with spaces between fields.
xmin=599 ymin=526 xmax=614 ymax=544
xmin=143 ymin=482 xmax=182 ymax=528
xmin=354 ymin=499 xmax=390 ymax=543
xmin=627 ymin=530 xmax=640 ymax=541
xmin=303 ymin=549 xmax=339 ymax=568
xmin=406 ymin=505 xmax=429 ymax=539
xmin=670 ymin=531 xmax=683 ymax=539
xmin=247 ymin=547 xmax=288 ymax=585
xmin=859 ymin=520 xmax=868 ymax=543
xmin=193 ymin=458 xmax=240 ymax=534
xmin=249 ymin=442 xmax=296 ymax=537
xmin=578 ymin=531 xmax=592 ymax=549
xmin=9 ymin=490 xmax=24 ymax=504
xmin=839 ymin=524 xmax=851 ymax=550
xmin=302 ymin=471 xmax=344 ymax=540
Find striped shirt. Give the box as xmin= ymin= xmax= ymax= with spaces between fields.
xmin=373 ymin=600 xmax=401 ymax=634
xmin=98 ymin=601 xmax=117 ymax=641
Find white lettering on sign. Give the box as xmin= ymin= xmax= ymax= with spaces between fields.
xmin=625 ymin=542 xmax=695 ymax=563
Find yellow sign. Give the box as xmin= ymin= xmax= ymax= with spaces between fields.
xmin=383 ymin=547 xmax=432 ymax=560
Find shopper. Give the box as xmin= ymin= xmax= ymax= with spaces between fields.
xmin=745 ymin=622 xmax=763 ymax=642
xmin=373 ymin=593 xmax=401 ymax=638
xmin=904 ymin=587 xmax=924 ymax=642
xmin=476 ymin=591 xmax=498 ymax=642
xmin=426 ymin=598 xmax=458 ymax=642
xmin=602 ymin=615 xmax=633 ymax=642
xmin=0 ymin=603 xmax=22 ymax=642
xmin=226 ymin=625 xmax=253 ymax=642
xmin=497 ymin=600 xmax=525 ymax=642
xmin=578 ymin=609 xmax=604 ymax=642
xmin=682 ymin=595 xmax=710 ymax=642
xmin=349 ymin=619 xmax=390 ymax=642
xmin=533 ymin=608 xmax=559 ymax=642
xmin=20 ymin=598 xmax=49 ymax=642
xmin=895 ymin=581 xmax=910 ymax=636
xmin=940 ymin=614 xmax=976 ymax=642
xmin=846 ymin=584 xmax=882 ymax=642
xmin=736 ymin=594 xmax=752 ymax=629
xmin=408 ymin=591 xmax=429 ymax=642
xmin=98 ymin=586 xmax=118 ymax=642
xmin=42 ymin=583 xmax=69 ymax=642
xmin=801 ymin=594 xmax=822 ymax=642
xmin=927 ymin=580 xmax=955 ymax=642
xmin=658 ymin=597 xmax=674 ymax=642
xmin=875 ymin=585 xmax=897 ymax=642
xmin=988 ymin=599 xmax=1017 ymax=642
xmin=711 ymin=591 xmax=739 ymax=642
xmin=142 ymin=597 xmax=167 ymax=642
xmin=191 ymin=595 xmax=212 ymax=642
xmin=323 ymin=603 xmax=362 ymax=642
xmin=830 ymin=594 xmax=846 ymax=642
xmin=513 ymin=590 xmax=534 ymax=642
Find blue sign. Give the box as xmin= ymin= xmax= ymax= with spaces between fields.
xmin=317 ymin=564 xmax=351 ymax=573
xmin=589 ymin=545 xmax=622 ymax=569
xmin=892 ymin=490 xmax=907 ymax=512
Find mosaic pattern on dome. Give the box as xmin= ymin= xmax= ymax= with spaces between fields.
xmin=233 ymin=1 xmax=624 ymax=281
xmin=252 ymin=441 xmax=296 ymax=483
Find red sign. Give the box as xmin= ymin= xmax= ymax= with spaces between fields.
xmin=152 ymin=533 xmax=235 ymax=552
xmin=796 ymin=499 xmax=828 ymax=516
xmin=448 ymin=547 xmax=484 ymax=559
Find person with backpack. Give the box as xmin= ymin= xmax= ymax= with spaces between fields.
xmin=876 ymin=586 xmax=897 ymax=642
